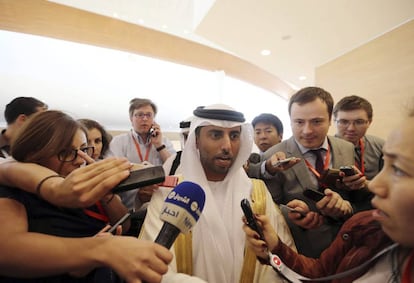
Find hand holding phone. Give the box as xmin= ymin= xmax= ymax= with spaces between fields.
xmin=279 ymin=204 xmax=307 ymax=218
xmin=108 ymin=212 xmax=131 ymax=234
xmin=271 ymin=157 xmax=296 ymax=167
xmin=303 ymin=189 xmax=325 ymax=202
xmin=112 ymin=166 xmax=165 ymax=193
xmin=241 ymin=199 xmax=265 ymax=240
xmin=149 ymin=126 xmax=157 ymax=137
xmin=339 ymin=166 xmax=356 ymax=176
xmin=320 ymin=168 xmax=342 ymax=187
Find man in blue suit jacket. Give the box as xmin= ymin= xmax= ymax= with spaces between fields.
xmin=248 ymin=87 xmax=369 ymax=258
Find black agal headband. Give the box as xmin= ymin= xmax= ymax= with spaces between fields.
xmin=179 ymin=121 xmax=191 ymax=129
xmin=193 ymin=106 xmax=245 ymax=122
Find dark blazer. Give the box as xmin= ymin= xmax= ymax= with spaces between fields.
xmin=248 ymin=136 xmax=362 ymax=258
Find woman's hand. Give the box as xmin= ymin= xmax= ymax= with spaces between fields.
xmin=242 ymin=214 xmax=279 ymax=260
xmin=43 ymin=157 xmax=132 ymax=208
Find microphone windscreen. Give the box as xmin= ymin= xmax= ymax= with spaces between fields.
xmin=159 ymin=181 xmax=205 ymax=234
xmin=248 ymin=153 xmax=261 ymax=164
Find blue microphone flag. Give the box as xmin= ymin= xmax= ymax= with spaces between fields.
xmin=159 ymin=181 xmax=205 ymax=234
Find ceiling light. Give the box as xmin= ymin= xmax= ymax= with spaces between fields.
xmin=138 ymin=19 xmax=144 ymax=24
xmin=261 ymin=49 xmax=271 ymax=56
xmin=299 ymin=76 xmax=307 ymax=81
xmin=162 ymin=24 xmax=168 ymax=29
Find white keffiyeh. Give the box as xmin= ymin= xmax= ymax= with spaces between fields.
xmin=141 ymin=104 xmax=294 ymax=283
xmin=180 ymin=104 xmax=253 ymax=283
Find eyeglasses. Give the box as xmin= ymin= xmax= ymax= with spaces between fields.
xmin=335 ymin=119 xmax=369 ymax=127
xmin=134 ymin=112 xmax=154 ymax=119
xmin=58 ymin=146 xmax=94 ymax=162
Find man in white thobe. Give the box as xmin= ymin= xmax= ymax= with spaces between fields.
xmin=140 ymin=104 xmax=295 ymax=283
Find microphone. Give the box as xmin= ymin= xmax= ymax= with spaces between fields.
xmin=248 ymin=152 xmax=261 ymax=164
xmin=155 ymin=181 xmax=206 ymax=249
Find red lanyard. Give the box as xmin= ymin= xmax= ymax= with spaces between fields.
xmin=131 ymin=131 xmax=151 ymax=162
xmin=402 ymin=251 xmax=414 ymax=283
xmin=355 ymin=138 xmax=365 ymax=175
xmin=305 ymin=146 xmax=331 ymax=179
xmin=83 ymin=202 xmax=109 ymax=223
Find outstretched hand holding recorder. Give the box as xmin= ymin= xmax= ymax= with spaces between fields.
xmin=241 ymin=199 xmax=265 ymax=240
xmin=112 ymin=166 xmax=165 ymax=193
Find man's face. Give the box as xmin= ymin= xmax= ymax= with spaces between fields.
xmin=290 ymin=98 xmax=331 ymax=149
xmin=130 ymin=105 xmax=155 ymax=135
xmin=334 ymin=109 xmax=371 ymax=145
xmin=196 ymin=125 xmax=241 ymax=181
xmin=254 ymin=122 xmax=282 ymax=152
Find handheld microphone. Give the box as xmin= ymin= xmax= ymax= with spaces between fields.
xmin=248 ymin=153 xmax=261 ymax=164
xmin=154 ymin=181 xmax=205 ymax=249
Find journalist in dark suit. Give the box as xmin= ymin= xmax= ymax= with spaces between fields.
xmin=247 ymin=87 xmax=369 ymax=258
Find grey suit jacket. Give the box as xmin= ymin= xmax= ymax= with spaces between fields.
xmin=248 ymin=136 xmax=359 ymax=258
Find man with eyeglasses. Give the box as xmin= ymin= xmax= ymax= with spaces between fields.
xmin=333 ymin=95 xmax=384 ymax=192
xmin=107 ymin=98 xmax=176 ymax=211
xmin=248 ymin=87 xmax=370 ymax=258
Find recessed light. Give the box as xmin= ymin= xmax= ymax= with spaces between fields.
xmin=261 ymin=49 xmax=271 ymax=56
xmin=113 ymin=13 xmax=119 ymax=18
xmin=299 ymin=76 xmax=307 ymax=81
xmin=138 ymin=19 xmax=145 ymax=24
xmin=162 ymin=24 xmax=168 ymax=29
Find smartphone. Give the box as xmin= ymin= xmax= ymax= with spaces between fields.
xmin=320 ymin=168 xmax=342 ymax=187
xmin=279 ymin=204 xmax=307 ymax=218
xmin=271 ymin=157 xmax=296 ymax=167
xmin=303 ymin=189 xmax=325 ymax=202
xmin=112 ymin=166 xmax=165 ymax=193
xmin=149 ymin=126 xmax=157 ymax=137
xmin=108 ymin=212 xmax=131 ymax=234
xmin=240 ymin=199 xmax=265 ymax=240
xmin=339 ymin=166 xmax=356 ymax=176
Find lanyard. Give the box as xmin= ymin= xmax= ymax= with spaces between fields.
xmin=355 ymin=138 xmax=365 ymax=175
xmin=131 ymin=131 xmax=151 ymax=163
xmin=269 ymin=243 xmax=399 ymax=282
xmin=83 ymin=202 xmax=109 ymax=223
xmin=304 ymin=146 xmax=331 ymax=179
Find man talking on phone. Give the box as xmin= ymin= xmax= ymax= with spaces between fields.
xmin=107 ymin=98 xmax=176 ymax=211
